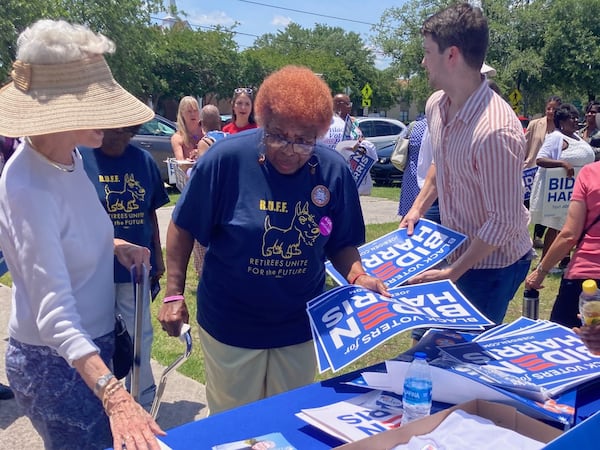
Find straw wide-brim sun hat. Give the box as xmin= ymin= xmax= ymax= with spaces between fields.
xmin=0 ymin=55 xmax=154 ymax=137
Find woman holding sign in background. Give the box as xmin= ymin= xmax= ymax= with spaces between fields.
xmin=526 ymin=155 xmax=600 ymax=329
xmin=528 ymin=104 xmax=594 ymax=264
xmin=158 ymin=66 xmax=389 ymax=415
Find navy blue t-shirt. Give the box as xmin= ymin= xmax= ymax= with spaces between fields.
xmin=173 ymin=128 xmax=365 ymax=348
xmin=81 ymin=144 xmax=170 ymax=282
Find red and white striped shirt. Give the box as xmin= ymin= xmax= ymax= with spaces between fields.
xmin=426 ymin=80 xmax=531 ymax=269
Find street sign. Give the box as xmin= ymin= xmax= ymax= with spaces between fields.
xmin=361 ymin=83 xmax=373 ymax=99
xmin=361 ymin=98 xmax=371 ymax=108
xmin=508 ymin=89 xmax=522 ymax=106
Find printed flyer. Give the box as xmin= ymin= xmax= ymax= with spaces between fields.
xmin=212 ymin=432 xmax=296 ymax=450
xmin=325 ymin=219 xmax=466 ymax=287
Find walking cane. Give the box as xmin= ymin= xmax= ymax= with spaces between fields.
xmin=150 ymin=323 xmax=192 ymax=420
xmin=130 ymin=264 xmax=150 ymax=403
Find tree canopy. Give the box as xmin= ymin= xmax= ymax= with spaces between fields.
xmin=1 ymin=1 xmax=598 ymax=118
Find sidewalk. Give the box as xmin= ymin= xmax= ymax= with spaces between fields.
xmin=0 ymin=196 xmax=399 ymax=448
xmin=0 ymin=282 xmax=208 ymax=449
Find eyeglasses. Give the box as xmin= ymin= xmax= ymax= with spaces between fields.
xmin=264 ymin=132 xmax=316 ymax=156
xmin=234 ymin=87 xmax=253 ymax=95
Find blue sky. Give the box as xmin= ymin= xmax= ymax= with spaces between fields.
xmin=160 ymin=0 xmax=405 ymax=68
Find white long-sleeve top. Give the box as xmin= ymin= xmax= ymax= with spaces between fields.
xmin=0 ymin=141 xmax=114 ymax=365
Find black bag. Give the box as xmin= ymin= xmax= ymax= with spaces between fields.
xmin=113 ymin=314 xmax=133 ymax=379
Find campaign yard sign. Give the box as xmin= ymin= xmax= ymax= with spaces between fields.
xmin=347 ymin=150 xmax=375 ymax=188
xmin=307 ymin=280 xmax=493 ymax=372
xmin=522 ymin=167 xmax=538 ymax=201
xmin=540 ymin=167 xmax=581 ymax=219
xmin=325 ymin=219 xmax=466 ymax=287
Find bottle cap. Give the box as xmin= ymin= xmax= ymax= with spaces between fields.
xmin=523 ymin=288 xmax=539 ymax=299
xmin=414 ymin=352 xmax=427 ymax=360
xmin=582 ymin=279 xmax=598 ymax=295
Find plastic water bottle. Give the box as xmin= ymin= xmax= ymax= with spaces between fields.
xmin=579 ymin=279 xmax=600 ymax=326
xmin=401 ymin=351 xmax=432 ymax=425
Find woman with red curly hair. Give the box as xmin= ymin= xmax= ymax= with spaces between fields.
xmin=159 ymin=66 xmax=389 ymax=414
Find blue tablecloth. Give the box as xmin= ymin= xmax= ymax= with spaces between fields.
xmin=146 ymin=363 xmax=600 ymax=449
xmin=156 ymin=365 xmax=445 ymax=449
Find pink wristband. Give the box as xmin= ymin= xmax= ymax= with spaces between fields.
xmin=163 ymin=294 xmax=185 ymax=303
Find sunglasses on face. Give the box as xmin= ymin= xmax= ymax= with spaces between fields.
xmin=234 ymin=87 xmax=253 ymax=95
xmin=264 ymin=132 xmax=316 ymax=156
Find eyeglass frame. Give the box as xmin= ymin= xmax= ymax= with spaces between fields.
xmin=263 ymin=131 xmax=317 ymax=156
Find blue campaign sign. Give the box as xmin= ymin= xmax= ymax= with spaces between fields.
xmin=347 ymin=151 xmax=375 ymax=188
xmin=325 ymin=219 xmax=466 ymax=287
xmin=0 ymin=249 xmax=8 ymax=277
xmin=522 ymin=167 xmax=537 ymax=201
xmin=307 ymin=280 xmax=493 ymax=372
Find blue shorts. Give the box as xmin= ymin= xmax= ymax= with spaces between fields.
xmin=5 ymin=333 xmax=114 ymax=450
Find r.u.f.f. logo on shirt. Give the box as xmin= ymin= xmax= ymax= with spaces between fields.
xmin=262 ymin=201 xmax=319 ymax=259
xmin=104 ymin=173 xmax=146 ymax=213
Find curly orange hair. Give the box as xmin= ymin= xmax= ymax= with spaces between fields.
xmin=254 ymin=66 xmax=333 ymax=137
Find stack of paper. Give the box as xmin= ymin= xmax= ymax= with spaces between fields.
xmin=296 ymin=390 xmax=404 ymax=443
xmin=345 ymin=318 xmax=600 ymax=425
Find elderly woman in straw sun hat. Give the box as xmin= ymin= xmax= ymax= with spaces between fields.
xmin=0 ymin=20 xmax=165 ymax=450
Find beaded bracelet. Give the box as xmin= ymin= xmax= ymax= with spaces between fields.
xmin=102 ymin=380 xmax=124 ymax=410
xmin=350 ymin=272 xmax=368 ymax=284
xmin=163 ymin=294 xmax=185 ymax=303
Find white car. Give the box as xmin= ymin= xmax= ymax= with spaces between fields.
xmin=355 ymin=117 xmax=407 ymax=150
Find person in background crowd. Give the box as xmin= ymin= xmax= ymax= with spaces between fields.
xmin=529 ymin=103 xmax=594 ymax=265
xmin=401 ymin=3 xmax=533 ymax=326
xmin=524 ymin=95 xmax=562 ymax=248
xmin=196 ymin=104 xmax=228 ymax=158
xmin=171 ymin=95 xmax=203 ymax=161
xmin=191 ymin=104 xmax=229 ymax=277
xmin=317 ymin=113 xmax=345 ymax=150
xmin=158 ymin=65 xmax=389 ymax=415
xmin=0 ymin=19 xmax=164 ymax=449
xmin=525 ymin=157 xmax=600 ymax=329
xmin=80 ymin=125 xmax=170 ymax=410
xmin=222 ymin=88 xmax=258 ymax=134
xmin=578 ymin=100 xmax=600 ymax=160
xmin=398 ymin=118 xmax=429 ymax=219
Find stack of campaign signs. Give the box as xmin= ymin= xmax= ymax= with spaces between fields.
xmin=347 ymin=318 xmax=600 ymax=426
xmin=307 ymin=280 xmax=495 ymax=373
xmin=311 ymin=220 xmax=490 ymax=373
xmin=325 ymin=219 xmax=467 ymax=287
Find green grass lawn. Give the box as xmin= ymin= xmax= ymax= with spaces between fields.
xmin=150 ymin=189 xmax=562 ymax=385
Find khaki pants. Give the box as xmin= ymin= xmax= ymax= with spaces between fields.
xmin=199 ymin=326 xmax=316 ymax=415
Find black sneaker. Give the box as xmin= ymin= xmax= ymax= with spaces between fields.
xmin=0 ymin=383 xmax=14 ymax=400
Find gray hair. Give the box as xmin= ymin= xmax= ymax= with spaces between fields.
xmin=16 ymin=19 xmax=115 ymax=64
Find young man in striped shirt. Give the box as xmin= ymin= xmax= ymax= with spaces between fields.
xmin=400 ymin=3 xmax=533 ymax=325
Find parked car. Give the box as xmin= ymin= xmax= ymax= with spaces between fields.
xmin=370 ymin=142 xmax=403 ymax=185
xmin=131 ymin=114 xmax=177 ymax=183
xmin=355 ymin=117 xmax=407 ymax=150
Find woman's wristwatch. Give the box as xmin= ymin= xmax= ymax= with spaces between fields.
xmin=536 ymin=263 xmax=549 ymax=275
xmin=94 ymin=373 xmax=115 ymax=397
